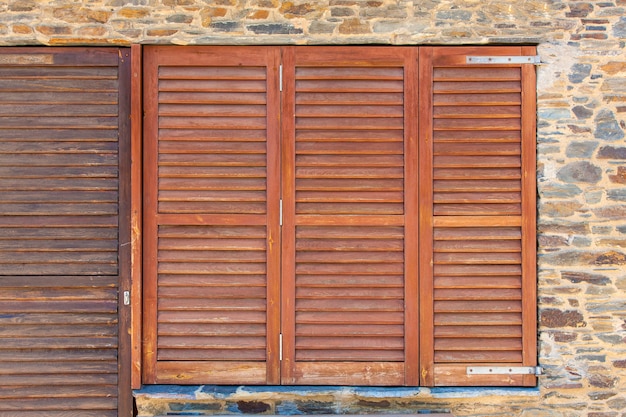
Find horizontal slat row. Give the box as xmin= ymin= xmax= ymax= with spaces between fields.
xmin=0 ymin=60 xmax=119 ymax=276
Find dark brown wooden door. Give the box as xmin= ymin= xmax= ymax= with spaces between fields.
xmin=418 ymin=46 xmax=537 ymax=386
xmin=280 ymin=47 xmax=419 ymax=385
xmin=0 ymin=47 xmax=131 ymax=415
xmin=142 ymin=46 xmax=281 ymax=384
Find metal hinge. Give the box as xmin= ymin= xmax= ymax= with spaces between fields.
xmin=123 ymin=291 xmax=130 ymax=306
xmin=466 ymin=56 xmax=541 ymax=65
xmin=467 ymin=366 xmax=543 ymax=376
xmin=279 ymin=64 xmax=283 ymax=92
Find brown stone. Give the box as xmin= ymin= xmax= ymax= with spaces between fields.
xmin=279 ymin=2 xmax=317 ymax=18
xmin=594 ymin=205 xmax=626 ymax=219
xmin=8 ymin=0 xmax=35 ymax=11
xmin=613 ymin=360 xmax=626 ymax=368
xmin=146 ymin=29 xmax=178 ymax=37
xmin=568 ymin=124 xmax=592 ymax=133
xmin=598 ymin=146 xmax=626 ymax=159
xmin=601 ymin=61 xmax=626 ymax=75
xmin=12 ymin=24 xmax=33 ymax=34
xmin=36 ymin=25 xmax=72 ymax=35
xmin=162 ymin=0 xmax=197 ymax=5
xmin=117 ymin=8 xmax=151 ymax=19
xmin=562 ymin=271 xmax=610 ymax=285
xmin=540 ymin=308 xmax=586 ymax=328
xmin=609 ymin=166 xmax=626 ymax=184
xmin=588 ymin=374 xmax=618 ymax=388
xmin=248 ymin=10 xmax=270 ymax=19
xmin=76 ymin=26 xmax=108 ymax=36
xmin=338 ymin=18 xmax=371 ymax=34
xmin=566 ymin=3 xmax=594 ymax=17
xmin=552 ymin=331 xmax=578 ymax=342
xmin=541 ymin=201 xmax=583 ymax=217
xmin=588 ymin=391 xmax=618 ymax=400
xmin=47 ymin=37 xmax=130 ymax=45
xmin=204 ymin=8 xmax=228 ymax=18
xmin=594 ymin=250 xmax=626 ymax=265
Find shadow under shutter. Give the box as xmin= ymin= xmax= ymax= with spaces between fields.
xmin=281 ymin=47 xmax=419 ymax=385
xmin=419 ymin=46 xmax=537 ymax=386
xmin=142 ymin=46 xmax=281 ymax=384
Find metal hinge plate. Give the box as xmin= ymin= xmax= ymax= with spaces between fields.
xmin=467 ymin=366 xmax=543 ymax=376
xmin=466 ymin=55 xmax=541 ymax=65
xmin=123 ymin=291 xmax=130 ymax=306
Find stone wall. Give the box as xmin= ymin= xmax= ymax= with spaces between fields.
xmin=1 ymin=0 xmax=625 ymax=416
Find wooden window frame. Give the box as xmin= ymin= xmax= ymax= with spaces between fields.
xmin=130 ymin=45 xmax=537 ymax=389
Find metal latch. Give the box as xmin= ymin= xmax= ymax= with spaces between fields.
xmin=466 ymin=56 xmax=541 ymax=65
xmin=467 ymin=366 xmax=543 ymax=376
xmin=123 ymin=291 xmax=130 ymax=306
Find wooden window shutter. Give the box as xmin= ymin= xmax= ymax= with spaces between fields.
xmin=418 ymin=46 xmax=537 ymax=386
xmin=280 ymin=47 xmax=419 ymax=385
xmin=0 ymin=47 xmax=130 ymax=415
xmin=142 ymin=46 xmax=281 ymax=384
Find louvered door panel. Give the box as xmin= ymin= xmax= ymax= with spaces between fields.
xmin=0 ymin=48 xmax=128 ymax=416
xmin=419 ymin=46 xmax=537 ymax=387
xmin=143 ymin=46 xmax=280 ymax=384
xmin=281 ymin=47 xmax=418 ymax=385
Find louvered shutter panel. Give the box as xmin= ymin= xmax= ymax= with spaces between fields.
xmin=142 ymin=46 xmax=281 ymax=384
xmin=419 ymin=47 xmax=537 ymax=386
xmin=281 ymin=47 xmax=419 ymax=385
xmin=0 ymin=48 xmax=128 ymax=415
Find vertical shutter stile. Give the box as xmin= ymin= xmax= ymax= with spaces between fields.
xmin=281 ymin=47 xmax=418 ymax=385
xmin=142 ymin=46 xmax=281 ymax=384
xmin=419 ymin=46 xmax=537 ymax=387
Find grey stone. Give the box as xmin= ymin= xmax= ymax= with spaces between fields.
xmin=557 ymin=161 xmax=602 ymax=184
xmin=538 ymin=108 xmax=571 ymax=120
xmin=594 ymin=109 xmax=625 ymax=141
xmin=608 ymin=189 xmax=626 ymax=202
xmin=572 ymin=105 xmax=593 ymax=119
xmin=613 ymin=16 xmax=626 ymax=38
xmin=569 ymin=63 xmax=592 ymax=83
xmin=539 ymin=183 xmax=582 ymax=198
xmin=309 ymin=21 xmax=336 ymax=34
xmin=247 ymin=23 xmax=303 ymax=35
xmin=436 ymin=9 xmax=472 ymax=20
xmin=566 ymin=141 xmax=598 ymax=158
xmin=211 ymin=21 xmax=241 ymax=32
xmin=598 ymin=146 xmax=626 ymax=159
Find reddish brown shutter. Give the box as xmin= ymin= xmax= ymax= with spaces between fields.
xmin=142 ymin=46 xmax=281 ymax=384
xmin=281 ymin=47 xmax=419 ymax=385
xmin=419 ymin=46 xmax=537 ymax=386
xmin=0 ymin=48 xmax=130 ymax=415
